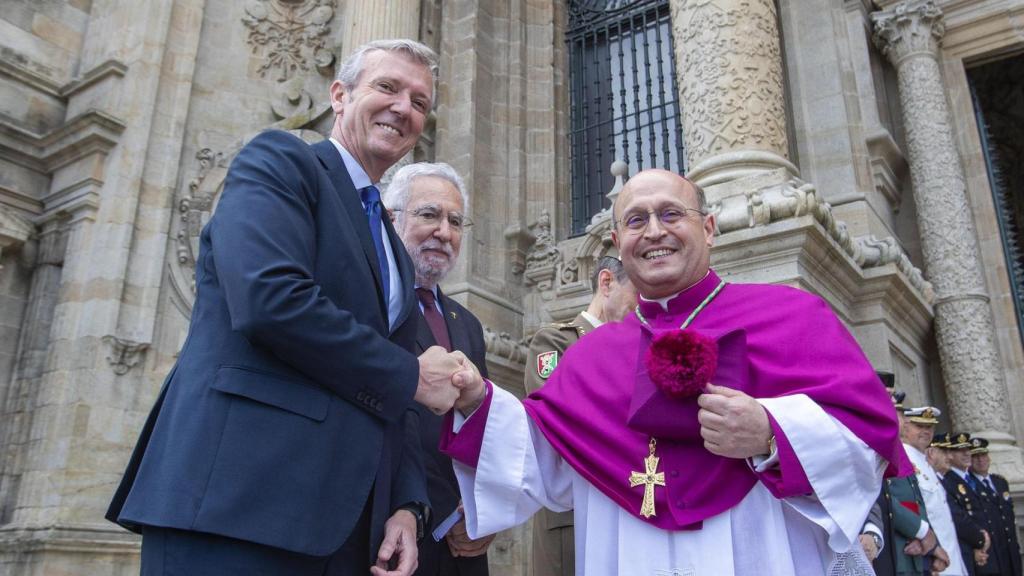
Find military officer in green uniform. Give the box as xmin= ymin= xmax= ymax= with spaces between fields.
xmin=523 ymin=256 xmax=636 ymax=576
xmin=876 ymin=391 xmax=950 ymax=575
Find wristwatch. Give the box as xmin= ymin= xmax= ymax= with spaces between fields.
xmin=398 ymin=503 xmax=427 ymax=542
xmin=870 ymin=532 xmax=882 ymax=550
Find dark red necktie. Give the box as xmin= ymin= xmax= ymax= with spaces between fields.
xmin=416 ymin=288 xmax=451 ymax=351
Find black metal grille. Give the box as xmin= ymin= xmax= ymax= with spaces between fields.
xmin=567 ymin=0 xmax=686 ymax=235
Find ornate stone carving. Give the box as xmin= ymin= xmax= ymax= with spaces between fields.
xmin=524 ymin=210 xmax=561 ymax=289
xmin=710 ymin=177 xmax=934 ymax=300
xmin=873 ymin=0 xmax=1020 ymax=477
xmin=871 ymin=0 xmax=944 ymax=67
xmin=102 ymin=335 xmax=149 ymax=375
xmin=559 ymin=258 xmax=579 ymax=286
xmin=271 ymin=77 xmax=315 ymax=121
xmin=242 ymin=0 xmax=336 ymax=81
xmin=670 ymin=0 xmax=789 ymax=170
xmin=175 ymin=148 xmax=229 ymax=295
xmin=482 ymin=326 xmax=528 ymax=365
xmin=168 ymin=130 xmax=329 ymax=316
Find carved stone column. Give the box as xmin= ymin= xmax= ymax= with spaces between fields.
xmin=669 ymin=0 xmax=798 ymax=187
xmin=872 ymin=0 xmax=1024 ymax=481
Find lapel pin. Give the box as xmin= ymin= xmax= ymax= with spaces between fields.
xmin=449 ymin=311 xmax=457 ymax=319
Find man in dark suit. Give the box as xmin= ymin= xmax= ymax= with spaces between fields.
xmin=106 ymin=40 xmax=471 ymax=576
xmin=970 ymin=437 xmax=1022 ymax=576
xmin=384 ymin=162 xmax=494 ymax=576
xmin=944 ymin=432 xmax=993 ymax=575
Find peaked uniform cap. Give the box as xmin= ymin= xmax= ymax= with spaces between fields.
xmin=931 ymin=431 xmax=951 ymax=448
xmin=970 ymin=436 xmax=989 ymax=455
xmin=890 ymin=390 xmax=906 ymax=411
xmin=904 ymin=406 xmax=941 ymax=425
xmin=948 ymin=432 xmax=972 ymax=450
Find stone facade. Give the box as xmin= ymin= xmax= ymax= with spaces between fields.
xmin=0 ymin=0 xmax=1021 ymax=574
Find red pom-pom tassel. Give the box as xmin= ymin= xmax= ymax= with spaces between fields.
xmin=644 ymin=330 xmax=719 ymax=399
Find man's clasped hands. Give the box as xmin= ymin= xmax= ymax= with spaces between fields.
xmin=415 ymin=346 xmax=487 ymax=415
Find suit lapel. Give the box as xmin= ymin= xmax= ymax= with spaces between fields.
xmin=440 ymin=288 xmax=471 ymax=355
xmin=311 ymin=140 xmax=387 ymax=319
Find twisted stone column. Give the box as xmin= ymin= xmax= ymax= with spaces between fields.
xmin=669 ymin=0 xmax=798 ymax=187
xmin=872 ymin=0 xmax=1023 ymax=480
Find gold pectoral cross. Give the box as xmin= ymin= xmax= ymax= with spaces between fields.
xmin=629 ymin=437 xmax=666 ymax=518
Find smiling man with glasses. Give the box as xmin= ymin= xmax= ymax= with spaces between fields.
xmin=383 ymin=162 xmax=494 ymax=576
xmin=437 ymin=168 xmax=911 ymax=575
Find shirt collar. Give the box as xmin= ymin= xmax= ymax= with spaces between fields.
xmin=951 ymin=466 xmax=970 ymax=480
xmin=329 ymin=137 xmax=374 ymax=190
xmin=580 ymin=310 xmax=602 ymax=328
xmin=414 ymin=284 xmax=439 ymax=299
xmin=637 ymin=269 xmax=715 ymax=315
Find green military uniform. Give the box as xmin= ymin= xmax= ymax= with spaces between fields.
xmin=883 ymin=473 xmax=930 ymax=575
xmin=523 ymin=312 xmax=596 ymax=576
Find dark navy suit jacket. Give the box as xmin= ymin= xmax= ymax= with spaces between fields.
xmin=106 ymin=130 xmax=428 ymax=558
xmin=413 ymin=288 xmax=489 ymax=576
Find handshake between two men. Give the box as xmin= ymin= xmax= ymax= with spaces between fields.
xmin=415 ymin=346 xmax=488 ymax=415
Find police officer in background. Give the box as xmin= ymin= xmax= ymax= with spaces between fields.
xmin=970 ymin=437 xmax=1022 ymax=576
xmin=944 ymin=432 xmax=993 ymax=574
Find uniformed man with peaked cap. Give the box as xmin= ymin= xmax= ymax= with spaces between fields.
xmin=970 ymin=437 xmax=1022 ymax=576
xmin=523 ymin=256 xmax=636 ymax=576
xmin=943 ymin=431 xmax=993 ymax=573
xmin=901 ymin=405 xmax=968 ymax=574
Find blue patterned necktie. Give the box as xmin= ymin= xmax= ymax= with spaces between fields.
xmin=360 ymin=185 xmax=390 ymax=304
xmin=966 ymin=473 xmax=979 ymax=492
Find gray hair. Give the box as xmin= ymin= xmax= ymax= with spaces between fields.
xmin=336 ymin=39 xmax=439 ymax=106
xmin=383 ymin=162 xmax=469 ymax=227
xmin=590 ymin=256 xmax=628 ymax=293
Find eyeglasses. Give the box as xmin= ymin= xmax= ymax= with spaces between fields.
xmin=393 ymin=205 xmax=472 ymax=231
xmin=615 ymin=207 xmax=706 ymax=233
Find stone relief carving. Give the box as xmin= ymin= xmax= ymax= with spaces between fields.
xmin=559 ymin=258 xmax=579 ymax=286
xmin=102 ymin=335 xmax=149 ymax=375
xmin=871 ymin=0 xmax=943 ymax=67
xmin=711 ymin=177 xmax=934 ymax=301
xmin=169 ymin=131 xmax=325 ymax=315
xmin=671 ymin=0 xmax=788 ymax=166
xmin=482 ymin=326 xmax=528 ymax=365
xmin=523 ymin=210 xmax=561 ymax=290
xmin=271 ymin=77 xmax=315 ymax=120
xmin=175 ymin=147 xmax=230 ymax=296
xmin=242 ymin=0 xmax=336 ymax=81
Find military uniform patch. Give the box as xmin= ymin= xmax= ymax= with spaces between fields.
xmin=958 ymin=484 xmax=967 ymax=495
xmin=536 ymin=350 xmax=559 ymax=379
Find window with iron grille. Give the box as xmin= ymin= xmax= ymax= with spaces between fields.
xmin=567 ymin=0 xmax=687 ymax=235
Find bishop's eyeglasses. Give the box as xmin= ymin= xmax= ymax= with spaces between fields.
xmin=391 ymin=204 xmax=472 ymax=232
xmin=614 ymin=206 xmax=706 ymax=234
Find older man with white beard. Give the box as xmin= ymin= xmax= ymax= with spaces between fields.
xmin=384 ymin=163 xmax=495 ymax=576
